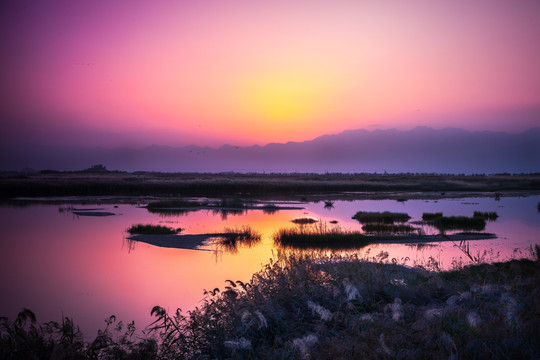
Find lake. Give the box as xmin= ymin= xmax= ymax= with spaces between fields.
xmin=1 ymin=195 xmax=538 ymax=336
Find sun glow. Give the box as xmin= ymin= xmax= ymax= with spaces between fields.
xmin=239 ymin=70 xmax=333 ymax=124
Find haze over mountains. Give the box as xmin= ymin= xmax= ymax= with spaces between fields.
xmin=2 ymin=127 xmax=539 ymax=174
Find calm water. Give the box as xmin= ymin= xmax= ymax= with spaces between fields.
xmin=1 ymin=195 xmax=539 ymax=336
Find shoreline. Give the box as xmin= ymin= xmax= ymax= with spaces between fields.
xmin=2 ymin=172 xmax=539 ymax=201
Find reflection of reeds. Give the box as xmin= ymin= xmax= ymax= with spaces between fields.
xmin=361 ymin=223 xmax=417 ymax=234
xmin=273 ymin=225 xmax=370 ymax=249
xmin=422 ymin=212 xmax=443 ymax=221
xmin=147 ymin=199 xmax=205 ymax=209
xmin=291 ymin=217 xmax=318 ymax=225
xmin=353 ymin=211 xmax=411 ymax=224
xmin=433 ymin=216 xmax=486 ymax=232
xmin=473 ymin=211 xmax=499 ymax=221
xmin=214 ymin=225 xmax=262 ymax=252
xmin=127 ymin=224 xmax=182 ymax=235
xmin=260 ymin=204 xmax=279 ymax=214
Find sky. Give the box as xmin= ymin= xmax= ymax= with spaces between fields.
xmin=1 ymin=0 xmax=540 ymax=148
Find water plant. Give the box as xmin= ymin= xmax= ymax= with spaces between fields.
xmin=214 ymin=226 xmax=262 ymax=250
xmin=422 ymin=212 xmax=443 ymax=221
xmin=352 ymin=211 xmax=411 ymax=224
xmin=361 ymin=223 xmax=418 ymax=235
xmin=146 ymin=199 xmax=205 ymax=209
xmin=432 ymin=216 xmax=486 ymax=232
xmin=127 ymin=224 xmax=182 ymax=235
xmin=260 ymin=204 xmax=279 ymax=214
xmin=291 ymin=217 xmax=318 ymax=225
xmin=473 ymin=211 xmax=499 ymax=221
xmin=273 ymin=223 xmax=371 ymax=249
xmin=323 ymin=201 xmax=334 ymax=209
xmin=218 ymin=198 xmax=246 ymax=209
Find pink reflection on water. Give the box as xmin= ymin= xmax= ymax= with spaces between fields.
xmin=1 ymin=196 xmax=538 ymax=336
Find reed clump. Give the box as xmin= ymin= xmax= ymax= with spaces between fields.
xmin=215 ymin=226 xmax=262 ymax=249
xmin=422 ymin=212 xmax=443 ymax=221
xmin=353 ymin=211 xmax=411 ymax=224
xmin=274 ymin=222 xmax=371 ymax=249
xmin=473 ymin=211 xmax=499 ymax=221
xmin=361 ymin=223 xmax=417 ymax=234
xmin=127 ymin=224 xmax=182 ymax=235
xmin=432 ymin=216 xmax=486 ymax=232
xmin=146 ymin=199 xmax=205 ymax=209
xmin=291 ymin=217 xmax=318 ymax=225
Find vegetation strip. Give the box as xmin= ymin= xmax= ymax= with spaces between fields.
xmin=2 ymin=172 xmax=539 ymax=198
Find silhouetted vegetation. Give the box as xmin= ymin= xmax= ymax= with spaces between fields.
xmin=433 ymin=216 xmax=486 ymax=232
xmin=146 ymin=199 xmax=205 ymax=209
xmin=422 ymin=212 xmax=443 ymax=221
xmin=291 ymin=217 xmax=318 ymax=225
xmin=473 ymin=211 xmax=499 ymax=221
xmin=361 ymin=223 xmax=418 ymax=234
xmin=214 ymin=226 xmax=262 ymax=251
xmin=353 ymin=211 xmax=411 ymax=224
xmin=260 ymin=204 xmax=279 ymax=214
xmin=2 ymin=172 xmax=539 ymax=199
xmin=127 ymin=224 xmax=182 ymax=235
xmin=3 ymin=248 xmax=538 ymax=359
xmin=274 ymin=223 xmax=371 ymax=250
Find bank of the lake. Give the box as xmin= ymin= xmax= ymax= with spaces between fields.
xmin=1 ymin=172 xmax=539 ymax=199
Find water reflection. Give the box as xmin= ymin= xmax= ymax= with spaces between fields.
xmin=0 ymin=195 xmax=538 ymax=337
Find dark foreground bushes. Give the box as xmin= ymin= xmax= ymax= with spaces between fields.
xmin=2 ymin=247 xmax=539 ymax=359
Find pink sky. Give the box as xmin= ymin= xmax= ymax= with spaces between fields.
xmin=1 ymin=0 xmax=539 ymax=147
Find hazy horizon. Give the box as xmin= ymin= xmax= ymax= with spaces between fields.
xmin=2 ymin=126 xmax=538 ymax=174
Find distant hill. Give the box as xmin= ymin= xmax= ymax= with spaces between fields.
xmin=1 ymin=127 xmax=539 ymax=173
